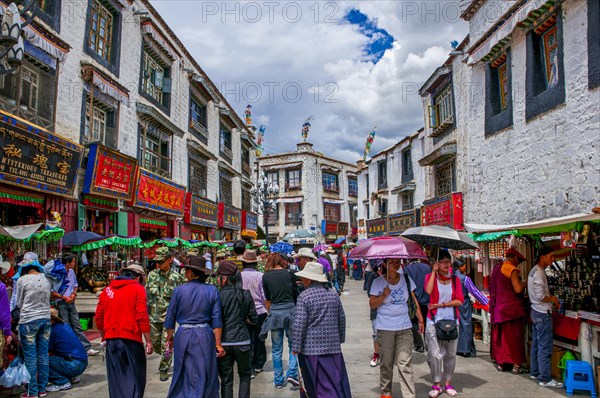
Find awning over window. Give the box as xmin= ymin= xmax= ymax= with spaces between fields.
xmin=141 ymin=22 xmax=179 ymax=62
xmin=82 ymin=64 xmax=130 ymax=106
xmin=466 ymin=0 xmax=560 ymax=65
xmin=277 ymin=197 xmax=303 ymax=204
xmin=22 ymin=23 xmax=70 ymax=63
xmin=140 ymin=218 xmax=168 ymax=230
xmin=418 ymin=142 xmax=457 ymax=166
xmin=0 ymin=191 xmax=43 ymax=208
xmin=136 ymin=102 xmax=185 ymax=137
xmin=263 ymin=162 xmax=302 ymax=171
xmin=323 ymin=199 xmax=345 ymax=205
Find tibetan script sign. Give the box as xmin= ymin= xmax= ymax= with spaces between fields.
xmin=218 ymin=203 xmax=241 ymax=230
xmin=83 ymin=143 xmax=137 ymax=201
xmin=132 ymin=169 xmax=186 ymax=216
xmin=421 ymin=192 xmax=464 ymax=231
xmin=242 ymin=210 xmax=258 ymax=231
xmin=388 ymin=209 xmax=420 ymax=235
xmin=0 ymin=110 xmax=83 ymax=197
xmin=184 ymin=193 xmax=217 ymax=227
xmin=366 ymin=217 xmax=388 ymax=238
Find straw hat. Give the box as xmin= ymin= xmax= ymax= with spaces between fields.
xmin=295 ymin=262 xmax=328 ymax=283
xmin=326 ymin=246 xmax=335 ymax=254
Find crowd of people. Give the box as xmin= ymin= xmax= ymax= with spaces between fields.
xmin=0 ymin=240 xmax=565 ymax=398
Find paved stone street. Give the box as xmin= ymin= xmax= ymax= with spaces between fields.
xmin=56 ymin=279 xmax=576 ymax=398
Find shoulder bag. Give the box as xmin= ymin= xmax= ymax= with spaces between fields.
xmin=432 ymin=276 xmax=458 ymax=341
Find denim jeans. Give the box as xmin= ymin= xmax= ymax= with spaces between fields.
xmin=19 ymin=318 xmax=51 ymax=397
xmin=270 ymin=328 xmax=298 ymax=386
xmin=332 ymin=271 xmax=340 ymax=293
xmin=49 ymin=357 xmax=87 ymax=385
xmin=530 ymin=310 xmax=553 ymax=382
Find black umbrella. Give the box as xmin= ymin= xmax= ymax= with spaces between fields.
xmin=62 ymin=231 xmax=103 ymax=247
xmin=401 ymin=225 xmax=479 ymax=250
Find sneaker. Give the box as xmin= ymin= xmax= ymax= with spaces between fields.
xmin=287 ymin=376 xmax=300 ymax=387
xmin=250 ymin=373 xmax=255 ymax=379
xmin=87 ymin=349 xmax=100 ymax=356
xmin=254 ymin=368 xmax=263 ymax=373
xmin=39 ymin=393 xmax=47 ymax=398
xmin=20 ymin=394 xmax=36 ymax=398
xmin=370 ymin=352 xmax=380 ymax=367
xmin=539 ymin=379 xmax=563 ymax=388
xmin=71 ymin=376 xmax=81 ymax=384
xmin=529 ymin=375 xmax=538 ymax=379
xmin=160 ymin=371 xmax=169 ymax=382
xmin=273 ymin=383 xmax=284 ymax=389
xmin=46 ymin=382 xmax=72 ymax=392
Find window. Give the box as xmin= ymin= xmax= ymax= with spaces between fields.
xmin=188 ymin=157 xmax=207 ymax=197
xmin=86 ymin=0 xmax=121 ymax=74
xmin=266 ymin=171 xmax=278 ymax=187
xmin=189 ymin=97 xmax=208 ymax=143
xmin=89 ymin=0 xmax=113 ymax=62
xmin=378 ymin=161 xmax=387 ymax=189
xmin=428 ymin=84 xmax=454 ymax=131
xmin=322 ymin=172 xmax=339 ymax=192
xmin=241 ymin=147 xmax=251 ymax=177
xmin=83 ymin=93 xmax=118 ymax=148
xmin=286 ymin=169 xmax=301 ymax=190
xmin=0 ymin=58 xmax=56 ymax=129
xmin=142 ymin=51 xmax=168 ymax=105
xmin=435 ymin=161 xmax=455 ymax=196
xmin=219 ymin=172 xmax=233 ymax=205
xmin=139 ymin=124 xmax=172 ymax=177
xmin=349 ymin=203 xmax=357 ymax=226
xmin=378 ymin=198 xmax=388 ymax=216
xmin=37 ymin=1 xmax=61 ymax=31
xmin=267 ymin=204 xmax=279 ymax=226
xmin=324 ymin=204 xmax=340 ymax=222
xmin=365 ymin=175 xmax=369 ymax=197
xmin=401 ymin=148 xmax=413 ymax=184
xmin=401 ymin=193 xmax=414 ymax=211
xmin=242 ymin=189 xmax=251 ymax=211
xmin=348 ymin=178 xmax=358 ymax=196
xmin=219 ymin=123 xmax=232 ymax=162
xmin=485 ymin=51 xmax=513 ymax=135
xmin=285 ymin=203 xmax=302 ymax=226
xmin=525 ymin=13 xmax=565 ymax=120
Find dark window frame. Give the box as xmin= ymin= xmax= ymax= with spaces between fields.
xmin=219 ymin=170 xmax=233 ymax=205
xmin=140 ymin=47 xmax=172 ymax=114
xmin=401 ymin=147 xmax=414 ymax=183
xmin=188 ymin=155 xmax=208 ymax=198
xmin=322 ymin=171 xmax=339 ymax=192
xmin=485 ymin=49 xmax=514 ymax=135
xmin=80 ymin=89 xmax=119 ymax=149
xmin=137 ymin=123 xmax=173 ymax=178
xmin=525 ymin=10 xmax=565 ymax=121
xmin=435 ymin=160 xmax=456 ymax=197
xmin=377 ymin=160 xmax=387 ymax=189
xmin=285 ymin=202 xmax=302 ymax=226
xmin=348 ymin=177 xmax=358 ymax=196
xmin=37 ymin=0 xmax=62 ymax=32
xmin=323 ymin=203 xmax=341 ymax=222
xmin=84 ymin=0 xmax=122 ymax=77
xmin=188 ymin=93 xmax=208 ymax=144
xmin=267 ymin=203 xmax=279 ymax=226
xmin=219 ymin=122 xmax=233 ymax=163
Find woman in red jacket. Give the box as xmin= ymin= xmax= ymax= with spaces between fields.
xmin=95 ymin=262 xmax=153 ymax=398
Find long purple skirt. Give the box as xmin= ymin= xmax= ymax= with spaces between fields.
xmin=167 ymin=327 xmax=219 ymax=398
xmin=298 ymin=353 xmax=352 ymax=398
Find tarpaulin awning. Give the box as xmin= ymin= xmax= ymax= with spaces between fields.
xmin=323 ymin=199 xmax=345 ymax=205
xmin=0 ymin=223 xmax=43 ymax=240
xmin=277 ymin=197 xmax=303 ymax=204
xmin=242 ymin=229 xmax=257 ymax=239
xmin=72 ymin=235 xmax=142 ymax=252
xmin=139 ymin=218 xmax=168 ymax=230
xmin=466 ymin=213 xmax=600 ymax=240
xmin=0 ymin=191 xmax=44 ymax=208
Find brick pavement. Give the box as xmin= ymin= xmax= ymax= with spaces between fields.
xmin=54 ymin=279 xmax=574 ymax=398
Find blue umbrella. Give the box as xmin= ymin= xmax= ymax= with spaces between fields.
xmin=270 ymin=241 xmax=294 ymax=255
xmin=61 ymin=231 xmax=103 ymax=247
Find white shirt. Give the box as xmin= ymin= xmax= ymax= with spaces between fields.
xmin=330 ymin=254 xmax=338 ymax=270
xmin=370 ymin=272 xmax=416 ymax=331
xmin=528 ymin=265 xmax=552 ymax=313
xmin=427 ymin=281 xmax=455 ymax=325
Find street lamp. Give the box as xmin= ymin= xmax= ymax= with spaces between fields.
xmin=0 ymin=1 xmax=37 ymax=75
xmin=251 ymin=171 xmax=279 ymax=249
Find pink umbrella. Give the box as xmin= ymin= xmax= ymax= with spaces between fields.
xmin=347 ymin=236 xmax=427 ymax=260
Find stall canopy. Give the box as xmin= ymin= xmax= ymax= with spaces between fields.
xmin=0 ymin=224 xmax=65 ymax=243
xmin=466 ymin=213 xmax=600 ymax=242
xmin=72 ymin=235 xmax=142 ymax=252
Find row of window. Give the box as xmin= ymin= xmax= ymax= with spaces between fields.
xmin=266 ymin=202 xmax=353 ymax=226
xmin=264 ymin=170 xmax=358 ymax=195
xmin=363 ymin=192 xmax=415 ymax=220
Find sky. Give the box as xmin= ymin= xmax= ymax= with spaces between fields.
xmin=149 ymin=1 xmax=469 ymax=163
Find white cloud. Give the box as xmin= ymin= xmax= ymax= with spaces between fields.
xmin=149 ymin=1 xmax=468 ymax=162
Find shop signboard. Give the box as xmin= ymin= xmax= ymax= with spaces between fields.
xmin=83 ymin=143 xmax=138 ymax=201
xmin=218 ymin=203 xmax=241 ymax=230
xmin=321 ymin=220 xmax=338 ymax=234
xmin=184 ymin=193 xmax=217 ymax=227
xmin=389 ymin=209 xmax=420 ymax=235
xmin=337 ymin=222 xmax=349 ymax=236
xmin=131 ymin=169 xmax=186 ymax=216
xmin=366 ymin=217 xmax=387 ymax=238
xmin=421 ymin=192 xmax=464 ymax=231
xmin=242 ymin=210 xmax=258 ymax=231
xmin=0 ymin=110 xmax=84 ymax=197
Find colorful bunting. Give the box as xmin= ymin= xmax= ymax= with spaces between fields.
xmin=363 ymin=126 xmax=377 ymax=160
xmin=301 ymin=116 xmax=314 ymax=142
xmin=255 ymin=125 xmax=265 ymax=157
xmin=244 ymin=104 xmax=252 ymax=126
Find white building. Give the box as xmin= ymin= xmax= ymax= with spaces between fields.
xmin=257 ymin=142 xmax=358 ymax=243
xmin=458 ymin=0 xmax=600 ymax=225
xmin=356 ymin=130 xmax=427 ymax=238
xmin=0 ymin=0 xmax=255 ymax=241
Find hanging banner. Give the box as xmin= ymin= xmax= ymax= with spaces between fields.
xmin=337 ymin=222 xmax=349 ymax=236
xmin=83 ymin=143 xmax=137 ymax=201
xmin=0 ymin=110 xmax=83 ymax=197
xmin=218 ymin=203 xmax=241 ymax=230
xmin=184 ymin=193 xmax=218 ymax=228
xmin=366 ymin=217 xmax=388 ymax=238
xmin=242 ymin=210 xmax=258 ymax=231
xmin=131 ymin=169 xmax=186 ymax=216
xmin=421 ymin=192 xmax=464 ymax=231
xmin=389 ymin=209 xmax=420 ymax=235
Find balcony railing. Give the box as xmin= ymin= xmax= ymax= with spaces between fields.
xmin=285 ymin=182 xmax=302 ymax=191
xmin=189 ymin=120 xmax=209 ymax=144
xmin=378 ymin=179 xmax=388 ymax=190
xmin=401 ymin=173 xmax=414 ymax=185
xmin=323 ymin=183 xmax=339 ymax=193
xmin=220 ymin=144 xmax=233 ymax=163
xmin=242 ymin=162 xmax=251 ymax=177
xmin=348 ymin=189 xmax=358 ymax=197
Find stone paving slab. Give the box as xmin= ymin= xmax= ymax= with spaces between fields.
xmin=54 ymin=279 xmax=580 ymax=398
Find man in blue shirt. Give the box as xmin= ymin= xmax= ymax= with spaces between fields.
xmin=46 ymin=308 xmax=88 ymax=392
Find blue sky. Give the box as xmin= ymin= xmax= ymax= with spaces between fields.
xmin=150 ymin=1 xmax=468 ymax=162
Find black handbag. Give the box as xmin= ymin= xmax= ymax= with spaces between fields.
xmin=432 ymin=276 xmax=458 ymax=341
